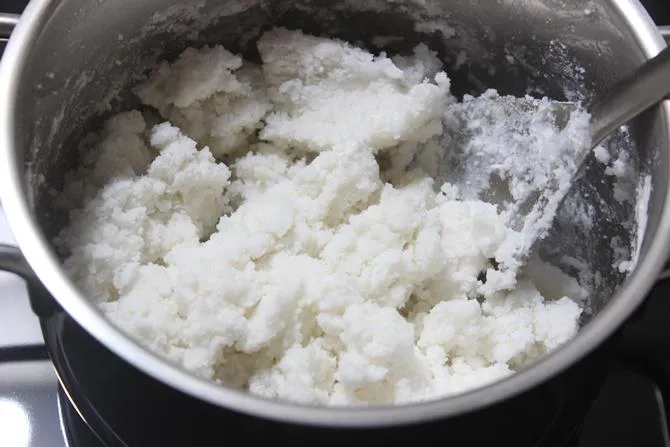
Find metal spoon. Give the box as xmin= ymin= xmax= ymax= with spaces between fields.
xmin=587 ymin=45 xmax=670 ymax=161
xmin=519 ymin=45 xmax=670 ymax=265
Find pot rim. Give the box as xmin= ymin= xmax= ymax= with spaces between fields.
xmin=1 ymin=0 xmax=669 ymax=428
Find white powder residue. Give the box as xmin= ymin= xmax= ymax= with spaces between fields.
xmin=605 ymin=151 xmax=637 ymax=204
xmin=55 ymin=28 xmax=586 ymax=406
xmin=590 ymin=126 xmax=647 ymax=274
xmin=593 ymin=145 xmax=610 ymax=164
xmin=610 ymin=236 xmax=630 ymax=273
xmin=428 ymin=90 xmax=592 ymax=267
xmin=618 ymin=174 xmax=652 ymax=273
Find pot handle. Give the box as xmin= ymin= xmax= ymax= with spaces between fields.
xmin=0 ymin=243 xmax=37 ymax=279
xmin=0 ymin=243 xmax=50 ymax=362
xmin=0 ymin=12 xmax=19 ymax=40
xmin=0 ymin=243 xmax=62 ymax=317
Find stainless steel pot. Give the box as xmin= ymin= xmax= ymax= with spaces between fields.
xmin=0 ymin=0 xmax=669 ymax=428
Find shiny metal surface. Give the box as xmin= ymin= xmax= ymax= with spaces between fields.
xmin=659 ymin=27 xmax=670 ymax=283
xmin=590 ymin=46 xmax=670 ymax=149
xmin=0 ymin=0 xmax=669 ymax=427
xmin=0 ymin=13 xmax=19 ymax=40
xmin=661 ymin=26 xmax=670 ymax=43
xmin=0 ymin=363 xmax=64 ymax=447
xmin=1 ymin=25 xmax=65 ymax=446
xmin=0 ymin=244 xmax=38 ymax=279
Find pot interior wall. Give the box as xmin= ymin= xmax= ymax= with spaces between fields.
xmin=12 ymin=0 xmax=668 ymax=323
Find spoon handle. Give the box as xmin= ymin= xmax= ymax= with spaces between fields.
xmin=589 ymin=45 xmax=670 ymax=148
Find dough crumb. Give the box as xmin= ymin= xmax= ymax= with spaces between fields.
xmin=56 ymin=28 xmax=586 ymax=406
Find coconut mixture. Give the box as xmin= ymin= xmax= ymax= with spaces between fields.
xmin=55 ymin=28 xmax=589 ymax=406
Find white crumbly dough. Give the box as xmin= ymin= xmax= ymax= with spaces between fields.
xmin=56 ymin=28 xmax=584 ymax=406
